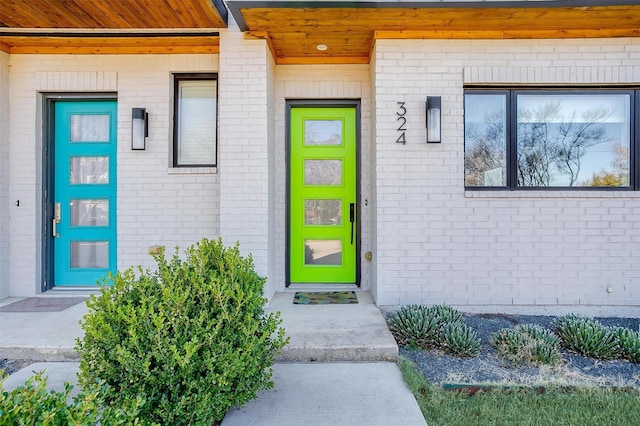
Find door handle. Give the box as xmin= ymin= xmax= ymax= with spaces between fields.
xmin=53 ymin=202 xmax=60 ymax=238
xmin=349 ymin=203 xmax=355 ymax=245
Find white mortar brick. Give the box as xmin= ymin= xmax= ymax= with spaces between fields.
xmin=373 ymin=38 xmax=640 ymax=316
xmin=218 ymin=30 xmax=272 ymax=282
xmin=8 ymin=54 xmax=219 ymax=296
xmin=0 ymin=51 xmax=9 ymax=298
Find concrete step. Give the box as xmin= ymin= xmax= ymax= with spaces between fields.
xmin=269 ymin=292 xmax=398 ymax=362
xmin=0 ymin=298 xmax=86 ymax=361
xmin=1 ymin=292 xmax=397 ymax=363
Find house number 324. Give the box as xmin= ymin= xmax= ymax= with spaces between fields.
xmin=396 ymin=102 xmax=407 ymax=144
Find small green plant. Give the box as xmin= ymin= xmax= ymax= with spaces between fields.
xmin=492 ymin=324 xmax=561 ymax=365
xmin=614 ymin=326 xmax=640 ymax=364
xmin=388 ymin=304 xmax=479 ymax=357
xmin=76 ymin=238 xmax=289 ymax=425
xmin=387 ymin=305 xmax=444 ymax=347
xmin=0 ymin=371 xmax=149 ymax=425
xmin=428 ymin=305 xmax=464 ymax=324
xmin=554 ymin=315 xmax=622 ymax=360
xmin=439 ymin=322 xmax=481 ymax=357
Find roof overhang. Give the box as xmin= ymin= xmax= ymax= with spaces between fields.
xmin=0 ymin=0 xmax=227 ymax=54
xmin=227 ymin=0 xmax=640 ymax=65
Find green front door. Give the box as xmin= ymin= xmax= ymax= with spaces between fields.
xmin=289 ymin=106 xmax=357 ymax=284
xmin=53 ymin=101 xmax=117 ymax=286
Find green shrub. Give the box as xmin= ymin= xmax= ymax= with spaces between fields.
xmin=492 ymin=324 xmax=561 ymax=365
xmin=76 ymin=238 xmax=289 ymax=425
xmin=0 ymin=371 xmax=149 ymax=425
xmin=388 ymin=305 xmax=479 ymax=357
xmin=428 ymin=305 xmax=464 ymax=324
xmin=614 ymin=327 xmax=640 ymax=364
xmin=387 ymin=305 xmax=444 ymax=348
xmin=554 ymin=315 xmax=621 ymax=360
xmin=439 ymin=322 xmax=481 ymax=357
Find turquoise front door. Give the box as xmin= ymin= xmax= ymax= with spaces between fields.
xmin=53 ymin=101 xmax=117 ymax=286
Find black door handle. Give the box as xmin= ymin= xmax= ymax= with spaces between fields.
xmin=349 ymin=203 xmax=355 ymax=245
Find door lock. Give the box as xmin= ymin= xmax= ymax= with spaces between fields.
xmin=53 ymin=202 xmax=61 ymax=238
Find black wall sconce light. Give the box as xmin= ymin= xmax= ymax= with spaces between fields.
xmin=132 ymin=108 xmax=148 ymax=150
xmin=426 ymin=96 xmax=441 ymax=143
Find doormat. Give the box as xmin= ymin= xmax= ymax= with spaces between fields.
xmin=0 ymin=297 xmax=88 ymax=312
xmin=293 ymin=291 xmax=358 ymax=305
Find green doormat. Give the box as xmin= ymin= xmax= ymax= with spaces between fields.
xmin=293 ymin=291 xmax=358 ymax=305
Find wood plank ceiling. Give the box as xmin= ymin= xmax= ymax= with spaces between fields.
xmin=227 ymin=1 xmax=640 ymax=65
xmin=0 ymin=0 xmax=227 ymax=54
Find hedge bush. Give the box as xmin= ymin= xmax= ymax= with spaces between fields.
xmin=387 ymin=305 xmax=445 ymax=348
xmin=439 ymin=322 xmax=481 ymax=357
xmin=614 ymin=326 xmax=640 ymax=364
xmin=0 ymin=371 xmax=149 ymax=425
xmin=387 ymin=304 xmax=480 ymax=357
xmin=554 ymin=315 xmax=622 ymax=361
xmin=76 ymin=239 xmax=288 ymax=425
xmin=492 ymin=324 xmax=561 ymax=365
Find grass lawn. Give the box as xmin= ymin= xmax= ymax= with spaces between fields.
xmin=399 ymin=358 xmax=640 ymax=426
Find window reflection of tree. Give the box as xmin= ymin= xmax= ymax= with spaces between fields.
xmin=465 ymin=110 xmax=506 ymax=186
xmin=71 ymin=200 xmax=107 ymax=227
xmin=70 ymin=115 xmax=109 ymax=142
xmin=305 ymin=200 xmax=341 ymax=225
xmin=305 ymin=120 xmax=341 ymax=146
xmin=304 ymin=160 xmax=342 ymax=185
xmin=518 ymin=104 xmax=614 ymax=187
xmin=70 ymin=157 xmax=109 ymax=184
xmin=466 ymin=101 xmax=623 ymax=187
xmin=306 ymin=130 xmax=341 ymax=145
xmin=583 ymin=144 xmax=629 ymax=187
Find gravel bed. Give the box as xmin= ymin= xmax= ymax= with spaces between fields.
xmin=400 ymin=314 xmax=640 ymax=388
xmin=0 ymin=359 xmax=37 ymax=377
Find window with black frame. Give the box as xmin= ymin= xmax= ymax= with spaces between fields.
xmin=173 ymin=73 xmax=218 ymax=167
xmin=464 ymin=89 xmax=633 ymax=190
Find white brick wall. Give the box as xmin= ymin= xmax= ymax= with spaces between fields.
xmin=8 ymin=54 xmax=220 ymax=296
xmin=218 ymin=29 xmax=273 ymax=287
xmin=266 ymin=48 xmax=277 ymax=299
xmin=373 ymin=38 xmax=640 ymax=316
xmin=0 ymin=51 xmax=9 ymax=299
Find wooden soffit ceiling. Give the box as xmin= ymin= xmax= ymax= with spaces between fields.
xmin=227 ymin=1 xmax=640 ymax=65
xmin=0 ymin=0 xmax=228 ymax=54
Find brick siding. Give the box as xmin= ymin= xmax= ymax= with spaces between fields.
xmin=372 ymin=38 xmax=640 ymax=315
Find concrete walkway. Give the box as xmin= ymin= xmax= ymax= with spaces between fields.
xmin=1 ymin=292 xmax=426 ymax=425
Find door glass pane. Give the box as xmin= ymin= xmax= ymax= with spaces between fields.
xmin=304 ymin=200 xmax=342 ymax=225
xmin=70 ymin=114 xmax=109 ymax=142
xmin=516 ymin=93 xmax=631 ymax=187
xmin=304 ymin=240 xmax=342 ymax=265
xmin=70 ymin=157 xmax=109 ymax=184
xmin=304 ymin=160 xmax=342 ymax=185
xmin=304 ymin=120 xmax=342 ymax=146
xmin=70 ymin=199 xmax=108 ymax=227
xmin=70 ymin=241 xmax=109 ymax=269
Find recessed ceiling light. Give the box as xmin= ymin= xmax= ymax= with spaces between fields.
xmin=316 ymin=44 xmax=328 ymax=51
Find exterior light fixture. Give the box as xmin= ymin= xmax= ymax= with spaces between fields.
xmin=131 ymin=108 xmax=148 ymax=150
xmin=316 ymin=44 xmax=328 ymax=51
xmin=426 ymin=96 xmax=441 ymax=143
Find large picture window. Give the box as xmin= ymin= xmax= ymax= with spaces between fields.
xmin=173 ymin=74 xmax=217 ymax=167
xmin=465 ymin=89 xmax=634 ymax=189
